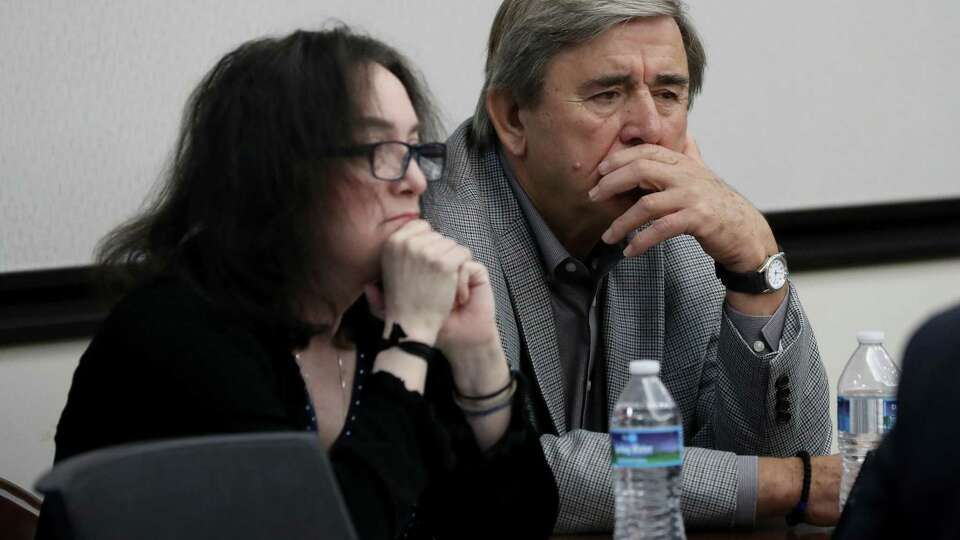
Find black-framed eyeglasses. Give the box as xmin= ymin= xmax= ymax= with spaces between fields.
xmin=339 ymin=141 xmax=446 ymax=182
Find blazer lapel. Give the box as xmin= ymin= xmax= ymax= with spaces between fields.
xmin=602 ymin=246 xmax=665 ymax=420
xmin=479 ymin=165 xmax=567 ymax=435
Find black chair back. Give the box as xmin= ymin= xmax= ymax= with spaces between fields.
xmin=35 ymin=432 xmax=358 ymax=540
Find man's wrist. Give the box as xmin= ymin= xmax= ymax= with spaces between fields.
xmin=757 ymin=456 xmax=804 ymax=518
xmin=721 ymin=233 xmax=780 ymax=273
xmin=786 ymin=451 xmax=812 ymax=526
xmin=726 ymin=284 xmax=789 ymax=316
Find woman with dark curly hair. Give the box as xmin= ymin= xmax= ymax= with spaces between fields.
xmin=41 ymin=27 xmax=557 ymax=539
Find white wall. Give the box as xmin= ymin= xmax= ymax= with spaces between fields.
xmin=791 ymin=259 xmax=960 ymax=453
xmin=0 ymin=0 xmax=500 ymax=273
xmin=3 ymin=0 xmax=959 ymax=272
xmin=0 ymin=339 xmax=86 ymax=493
xmin=687 ymin=0 xmax=960 ymax=211
xmin=3 ymin=259 xmax=958 ymax=494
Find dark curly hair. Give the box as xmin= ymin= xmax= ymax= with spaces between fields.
xmin=96 ymin=26 xmax=441 ymax=347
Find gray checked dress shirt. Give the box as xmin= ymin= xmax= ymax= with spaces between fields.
xmin=422 ymin=121 xmax=832 ymax=533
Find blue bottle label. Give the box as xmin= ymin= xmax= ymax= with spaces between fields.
xmin=837 ymin=397 xmax=898 ymax=433
xmin=610 ymin=426 xmax=683 ymax=469
xmin=883 ymin=399 xmax=898 ymax=431
xmin=837 ymin=397 xmax=850 ymax=432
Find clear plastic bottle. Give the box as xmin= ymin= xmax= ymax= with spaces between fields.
xmin=611 ymin=360 xmax=685 ymax=540
xmin=837 ymin=330 xmax=900 ymax=510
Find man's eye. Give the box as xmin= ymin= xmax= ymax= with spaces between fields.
xmin=656 ymin=91 xmax=679 ymax=101
xmin=592 ymin=91 xmax=621 ymax=103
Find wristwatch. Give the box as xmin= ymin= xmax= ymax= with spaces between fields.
xmin=715 ymin=252 xmax=789 ymax=294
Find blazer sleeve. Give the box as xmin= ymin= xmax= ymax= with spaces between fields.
xmin=699 ymin=285 xmax=833 ymax=457
xmin=669 ymin=238 xmax=832 ymax=526
xmin=542 ymin=240 xmax=833 ymax=533
xmin=537 ymin=429 xmax=744 ymax=532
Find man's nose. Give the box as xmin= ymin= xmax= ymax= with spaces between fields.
xmin=619 ymin=89 xmax=662 ymax=147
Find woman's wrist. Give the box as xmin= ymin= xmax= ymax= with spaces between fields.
xmin=372 ymin=347 xmax=429 ymax=394
xmin=386 ymin=316 xmax=441 ymax=346
xmin=453 ymin=373 xmax=517 ymax=415
xmin=445 ymin=338 xmax=510 ymax=397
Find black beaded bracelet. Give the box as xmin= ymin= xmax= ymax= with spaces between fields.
xmin=785 ymin=450 xmax=812 ymax=526
xmin=456 ymin=397 xmax=514 ymax=418
xmin=452 ymin=378 xmax=518 ymax=417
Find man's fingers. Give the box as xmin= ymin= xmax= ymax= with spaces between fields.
xmin=622 ymin=208 xmax=694 ymax=258
xmin=599 ymin=144 xmax=682 ymax=175
xmin=601 ymin=191 xmax=685 ymax=244
xmin=683 ymin=132 xmax=704 ymax=164
xmin=589 ymin=157 xmax=677 ymax=202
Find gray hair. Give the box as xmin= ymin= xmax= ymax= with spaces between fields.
xmin=471 ymin=0 xmax=706 ymax=148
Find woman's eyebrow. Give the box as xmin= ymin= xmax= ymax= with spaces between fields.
xmin=355 ymin=117 xmax=420 ymax=137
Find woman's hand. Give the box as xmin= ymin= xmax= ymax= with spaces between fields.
xmin=379 ymin=219 xmax=471 ymax=345
xmin=436 ymin=261 xmax=499 ymax=354
xmin=437 ymin=261 xmax=510 ymax=399
xmin=435 ymin=260 xmax=512 ymax=450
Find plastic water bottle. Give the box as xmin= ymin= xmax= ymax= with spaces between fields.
xmin=611 ymin=360 xmax=685 ymax=540
xmin=837 ymin=330 xmax=900 ymax=510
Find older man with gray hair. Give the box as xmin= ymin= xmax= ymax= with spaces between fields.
xmin=424 ymin=0 xmax=841 ymax=533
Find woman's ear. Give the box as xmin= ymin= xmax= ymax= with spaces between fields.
xmin=486 ymin=87 xmax=527 ymax=157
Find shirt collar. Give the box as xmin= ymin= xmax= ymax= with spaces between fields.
xmin=497 ymin=148 xmax=624 ymax=281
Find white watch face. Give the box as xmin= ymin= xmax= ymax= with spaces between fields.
xmin=766 ymin=258 xmax=788 ymax=290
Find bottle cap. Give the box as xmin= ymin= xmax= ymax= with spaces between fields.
xmin=629 ymin=360 xmax=660 ymax=375
xmin=856 ymin=330 xmax=885 ymax=345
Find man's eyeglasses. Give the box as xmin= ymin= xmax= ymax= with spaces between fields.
xmin=339 ymin=141 xmax=446 ymax=182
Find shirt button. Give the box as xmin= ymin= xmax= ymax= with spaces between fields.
xmin=564 ymin=261 xmax=577 ymax=273
xmin=586 ymin=380 xmax=592 ymax=392
xmin=591 ymin=259 xmax=599 ymax=270
xmin=752 ymin=340 xmax=766 ymax=353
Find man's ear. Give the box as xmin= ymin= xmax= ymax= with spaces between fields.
xmin=486 ymin=87 xmax=526 ymax=157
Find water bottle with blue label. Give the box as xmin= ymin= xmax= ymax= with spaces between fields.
xmin=837 ymin=330 xmax=900 ymax=510
xmin=611 ymin=360 xmax=685 ymax=540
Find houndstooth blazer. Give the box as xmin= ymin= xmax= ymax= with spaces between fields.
xmin=422 ymin=122 xmax=832 ymax=533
